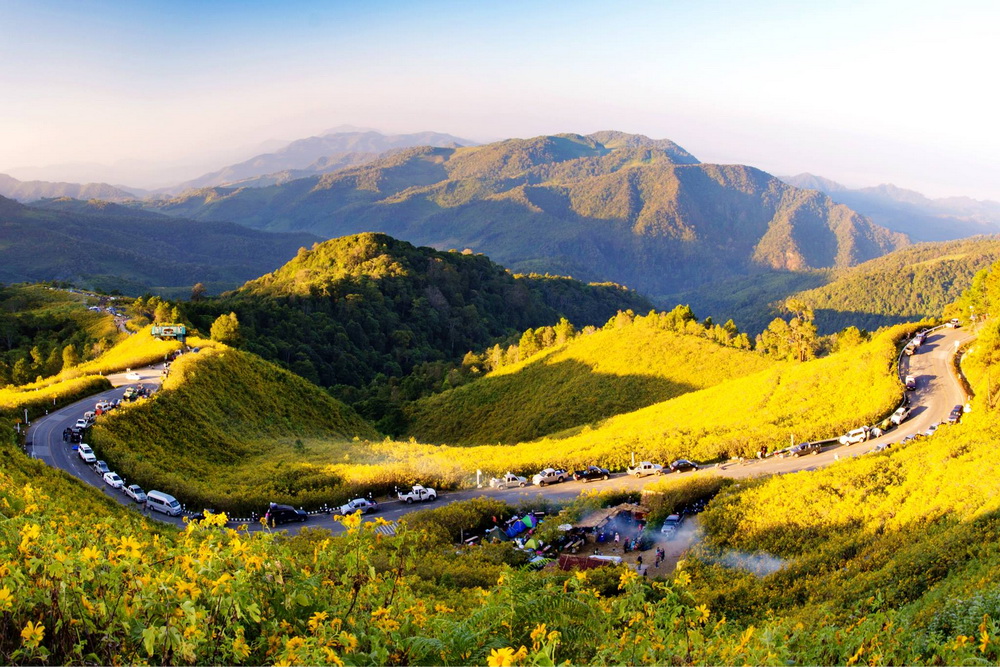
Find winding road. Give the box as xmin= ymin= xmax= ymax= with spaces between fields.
xmin=25 ymin=326 xmax=974 ymax=534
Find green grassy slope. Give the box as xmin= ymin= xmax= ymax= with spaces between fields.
xmin=403 ymin=320 xmax=773 ymax=445
xmin=90 ymin=344 xmax=378 ymax=514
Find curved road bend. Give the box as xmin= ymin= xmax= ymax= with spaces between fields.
xmin=27 ymin=327 xmax=974 ymax=534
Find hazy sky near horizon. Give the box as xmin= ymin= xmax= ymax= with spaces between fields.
xmin=2 ymin=0 xmax=998 ymax=198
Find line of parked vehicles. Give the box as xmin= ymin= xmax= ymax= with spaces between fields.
xmin=487 ymin=459 xmax=701 ymax=491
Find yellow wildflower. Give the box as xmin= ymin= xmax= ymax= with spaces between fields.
xmin=674 ymin=570 xmax=692 ymax=587
xmin=308 ymin=610 xmax=329 ymax=633
xmin=530 ymin=623 xmax=547 ymax=648
xmin=232 ymin=634 xmax=251 ymax=660
xmin=339 ymin=512 xmax=363 ymax=530
xmin=0 ymin=587 xmax=13 ymax=611
xmin=695 ymin=604 xmax=711 ymax=623
xmin=21 ymin=620 xmax=44 ymax=648
xmin=487 ymin=647 xmax=517 ymax=667
xmin=981 ymin=629 xmax=990 ymax=654
xmin=322 ymin=647 xmax=345 ymax=666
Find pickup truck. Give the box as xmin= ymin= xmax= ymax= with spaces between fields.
xmin=490 ymin=473 xmax=527 ymax=489
xmin=531 ymin=468 xmax=568 ymax=486
xmin=660 ymin=514 xmax=683 ymax=538
xmin=397 ymin=485 xmax=436 ymax=504
xmin=627 ymin=461 xmax=663 ymax=477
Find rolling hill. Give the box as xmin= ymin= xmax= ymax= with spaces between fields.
xmin=791 ymin=236 xmax=1000 ymax=334
xmin=151 ymin=132 xmax=908 ymax=299
xmin=403 ymin=314 xmax=773 ymax=445
xmin=182 ymin=232 xmax=653 ymax=394
xmin=0 ymin=195 xmax=320 ymax=295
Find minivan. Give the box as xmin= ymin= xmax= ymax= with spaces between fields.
xmin=146 ymin=490 xmax=183 ymax=517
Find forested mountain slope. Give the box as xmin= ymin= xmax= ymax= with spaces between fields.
xmin=0 ymin=195 xmax=319 ymax=295
xmin=153 ymin=132 xmax=906 ymax=297
xmin=182 ymin=232 xmax=652 ymax=393
xmin=791 ymin=236 xmax=1000 ymax=333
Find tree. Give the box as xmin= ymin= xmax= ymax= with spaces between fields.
xmin=62 ymin=344 xmax=80 ymax=369
xmin=191 ymin=283 xmax=207 ymax=301
xmin=210 ymin=312 xmax=241 ymax=345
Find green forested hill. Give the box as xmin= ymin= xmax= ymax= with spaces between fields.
xmin=0 ymin=195 xmax=320 ymax=295
xmin=183 ymin=232 xmax=652 ymax=393
xmin=403 ymin=313 xmax=772 ymax=445
xmin=791 ymin=236 xmax=1000 ymax=333
xmin=151 ymin=132 xmax=906 ymax=297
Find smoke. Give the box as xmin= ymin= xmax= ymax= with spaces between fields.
xmin=709 ymin=549 xmax=787 ymax=576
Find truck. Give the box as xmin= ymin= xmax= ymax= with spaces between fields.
xmin=490 ymin=473 xmax=527 ymax=489
xmin=397 ymin=485 xmax=437 ymax=504
xmin=627 ymin=461 xmax=663 ymax=477
xmin=532 ymin=468 xmax=569 ymax=486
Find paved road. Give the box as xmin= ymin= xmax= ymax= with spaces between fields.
xmin=26 ymin=326 xmax=973 ymax=534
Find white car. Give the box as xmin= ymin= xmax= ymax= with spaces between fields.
xmin=947 ymin=318 xmax=960 ymax=328
xmin=626 ymin=461 xmax=663 ymax=477
xmin=890 ymin=406 xmax=911 ymax=426
xmin=124 ymin=484 xmax=147 ymax=503
xmin=338 ymin=498 xmax=378 ymax=515
xmin=77 ymin=444 xmax=96 ymax=464
xmin=125 ymin=372 xmax=142 ymax=381
xmin=839 ymin=428 xmax=870 ymax=445
xmin=103 ymin=472 xmax=124 ymax=489
xmin=924 ymin=422 xmax=940 ymax=437
xmin=74 ymin=418 xmax=89 ymax=430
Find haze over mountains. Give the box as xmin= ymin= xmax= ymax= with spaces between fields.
xmin=150 ymin=131 xmax=906 ymax=300
xmin=781 ymin=173 xmax=1000 ymax=242
xmin=165 ymin=129 xmax=474 ymax=192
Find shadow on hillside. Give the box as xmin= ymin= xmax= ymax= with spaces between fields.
xmin=813 ymin=309 xmax=923 ymax=336
xmin=404 ymin=357 xmax=698 ymax=446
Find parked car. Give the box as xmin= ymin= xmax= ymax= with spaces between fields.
xmin=69 ymin=430 xmax=83 ymax=444
xmin=74 ymin=418 xmax=89 ymax=430
xmin=93 ymin=460 xmax=111 ymax=476
xmin=627 ymin=461 xmax=663 ymax=477
xmin=839 ymin=427 xmax=870 ymax=445
xmin=905 ymin=375 xmax=917 ymax=390
xmin=125 ymin=372 xmax=142 ymax=381
xmin=338 ymin=498 xmax=378 ymax=515
xmin=77 ymin=444 xmax=96 ymax=463
xmin=785 ymin=442 xmax=822 ymax=457
xmin=103 ymin=472 xmax=124 ymax=489
xmin=890 ymin=406 xmax=911 ymax=426
xmin=948 ymin=318 xmax=960 ymax=328
xmin=532 ymin=468 xmax=569 ymax=486
xmin=947 ymin=405 xmax=964 ymax=423
xmin=660 ymin=514 xmax=683 ymax=537
xmin=669 ymin=459 xmax=699 ymax=473
xmin=923 ymin=422 xmax=940 ymax=437
xmin=490 ymin=473 xmax=527 ymax=489
xmin=904 ymin=342 xmax=917 ymax=356
xmin=124 ymin=484 xmax=147 ymax=503
xmin=264 ymin=503 xmax=308 ymax=526
xmin=573 ymin=465 xmax=610 ymax=482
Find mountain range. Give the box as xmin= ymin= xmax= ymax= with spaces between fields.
xmin=149 ymin=131 xmax=908 ymax=300
xmin=163 ymin=129 xmax=474 ymax=192
xmin=781 ymin=173 xmax=1000 ymax=242
xmin=0 ymin=195 xmax=319 ymax=295
xmin=0 ymin=173 xmax=138 ymax=203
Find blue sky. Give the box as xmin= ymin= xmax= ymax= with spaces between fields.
xmin=1 ymin=0 xmax=998 ymax=198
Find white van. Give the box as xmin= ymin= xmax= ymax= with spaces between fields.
xmin=146 ymin=491 xmax=183 ymax=517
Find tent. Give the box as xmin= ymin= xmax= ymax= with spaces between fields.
xmin=485 ymin=526 xmax=511 ymax=542
xmin=524 ymin=538 xmax=540 ymax=551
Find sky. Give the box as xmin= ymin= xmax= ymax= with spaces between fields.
xmin=1 ymin=0 xmax=998 ymax=198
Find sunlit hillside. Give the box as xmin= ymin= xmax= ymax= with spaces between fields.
xmin=404 ymin=311 xmax=772 ymax=445
xmin=90 ymin=343 xmax=378 ymax=515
